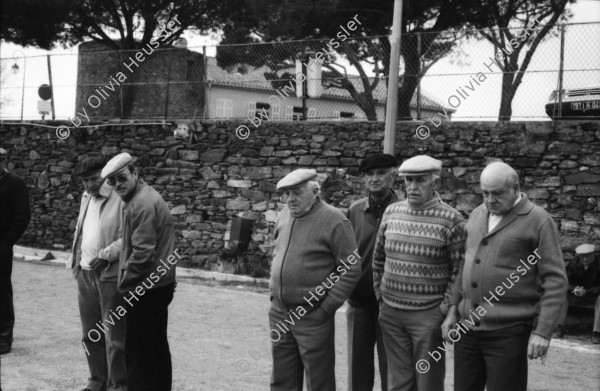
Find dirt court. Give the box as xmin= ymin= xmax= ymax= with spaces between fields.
xmin=1 ymin=261 xmax=599 ymax=391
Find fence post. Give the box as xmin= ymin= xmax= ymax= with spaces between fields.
xmin=19 ymin=55 xmax=26 ymax=121
xmin=416 ymin=32 xmax=422 ymax=120
xmin=203 ymin=45 xmax=208 ymax=119
xmin=164 ymin=48 xmax=172 ymax=118
xmin=557 ymin=24 xmax=565 ymax=119
xmin=47 ymin=55 xmax=56 ymax=120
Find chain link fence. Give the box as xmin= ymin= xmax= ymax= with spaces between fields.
xmin=1 ymin=22 xmax=598 ymax=123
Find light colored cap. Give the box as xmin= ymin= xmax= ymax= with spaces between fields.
xmin=277 ymin=168 xmax=317 ymax=190
xmin=101 ymin=152 xmax=133 ymax=179
xmin=0 ymin=148 xmax=7 ymax=156
xmin=398 ymin=155 xmax=442 ymax=176
xmin=575 ymin=243 xmax=596 ymax=254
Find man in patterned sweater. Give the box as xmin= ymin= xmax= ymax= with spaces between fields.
xmin=373 ymin=155 xmax=466 ymax=391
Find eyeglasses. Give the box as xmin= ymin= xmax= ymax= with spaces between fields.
xmin=106 ymin=174 xmax=129 ymax=186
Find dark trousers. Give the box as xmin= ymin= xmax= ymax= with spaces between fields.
xmin=125 ymin=283 xmax=175 ymax=391
xmin=347 ymin=303 xmax=387 ymax=391
xmin=269 ymin=305 xmax=336 ymax=391
xmin=77 ymin=269 xmax=127 ymax=391
xmin=379 ymin=303 xmax=446 ymax=391
xmin=454 ymin=324 xmax=531 ymax=391
xmin=0 ymin=245 xmax=14 ymax=347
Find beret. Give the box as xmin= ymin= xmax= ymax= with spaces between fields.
xmin=101 ymin=152 xmax=133 ymax=179
xmin=73 ymin=157 xmax=106 ymax=177
xmin=277 ymin=168 xmax=317 ymax=190
xmin=359 ymin=153 xmax=397 ymax=172
xmin=398 ymin=155 xmax=442 ymax=176
xmin=575 ymin=243 xmax=596 ymax=254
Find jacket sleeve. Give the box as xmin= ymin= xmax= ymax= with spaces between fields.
xmin=533 ymin=217 xmax=568 ymax=339
xmin=440 ymin=220 xmax=466 ymax=315
xmin=4 ymin=176 xmax=31 ymax=245
xmin=319 ymin=219 xmax=361 ymax=315
xmin=372 ymin=214 xmax=388 ymax=303
xmin=99 ymin=238 xmax=122 ymax=262
xmin=121 ymin=202 xmax=158 ymax=288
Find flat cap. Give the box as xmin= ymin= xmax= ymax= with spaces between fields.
xmin=73 ymin=157 xmax=106 ymax=177
xmin=277 ymin=168 xmax=317 ymax=190
xmin=575 ymin=243 xmax=596 ymax=254
xmin=398 ymin=155 xmax=442 ymax=176
xmin=359 ymin=153 xmax=397 ymax=172
xmin=101 ymin=152 xmax=133 ymax=179
xmin=0 ymin=148 xmax=7 ymax=156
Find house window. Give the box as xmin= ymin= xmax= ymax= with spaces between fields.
xmin=292 ymin=106 xmax=304 ymax=121
xmin=216 ymin=98 xmax=233 ymax=118
xmin=255 ymin=102 xmax=271 ymax=119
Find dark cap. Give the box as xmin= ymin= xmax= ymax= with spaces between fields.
xmin=73 ymin=157 xmax=106 ymax=177
xmin=359 ymin=153 xmax=397 ymax=172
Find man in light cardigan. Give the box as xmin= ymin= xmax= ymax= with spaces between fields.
xmin=269 ymin=168 xmax=361 ymax=391
xmin=445 ymin=161 xmax=567 ymax=391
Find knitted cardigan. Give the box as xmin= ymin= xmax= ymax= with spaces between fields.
xmin=372 ymin=194 xmax=466 ymax=314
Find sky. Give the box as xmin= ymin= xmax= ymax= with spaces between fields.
xmin=0 ymin=0 xmax=599 ymax=122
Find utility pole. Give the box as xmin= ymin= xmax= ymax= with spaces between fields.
xmin=383 ymin=0 xmax=403 ymax=156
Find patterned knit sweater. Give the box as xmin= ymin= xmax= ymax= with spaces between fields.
xmin=372 ymin=193 xmax=466 ymax=314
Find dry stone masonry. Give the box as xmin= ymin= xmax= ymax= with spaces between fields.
xmin=1 ymin=120 xmax=599 ymax=277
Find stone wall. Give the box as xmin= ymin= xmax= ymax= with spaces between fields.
xmin=1 ymin=120 xmax=599 ymax=277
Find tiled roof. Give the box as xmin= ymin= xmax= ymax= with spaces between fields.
xmin=206 ymin=57 xmax=454 ymax=112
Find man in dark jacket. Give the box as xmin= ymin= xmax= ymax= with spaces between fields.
xmin=0 ymin=147 xmax=31 ymax=355
xmin=346 ymin=153 xmax=398 ymax=391
xmin=102 ymin=152 xmax=177 ymax=391
xmin=554 ymin=243 xmax=600 ymax=343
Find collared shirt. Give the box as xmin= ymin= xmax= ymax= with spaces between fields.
xmin=80 ymin=190 xmax=108 ymax=269
xmin=488 ymin=193 xmax=522 ymax=232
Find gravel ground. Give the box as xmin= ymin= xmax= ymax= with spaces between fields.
xmin=1 ymin=261 xmax=599 ymax=391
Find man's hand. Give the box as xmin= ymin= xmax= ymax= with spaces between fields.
xmin=89 ymin=257 xmax=108 ymax=271
xmin=527 ymin=334 xmax=550 ymax=360
xmin=573 ymin=286 xmax=586 ymax=297
xmin=442 ymin=305 xmax=458 ymax=343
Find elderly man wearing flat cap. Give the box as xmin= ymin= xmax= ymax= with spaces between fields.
xmin=269 ymin=168 xmax=361 ymax=391
xmin=448 ymin=161 xmax=567 ymax=391
xmin=554 ymin=243 xmax=600 ymax=343
xmin=346 ymin=153 xmax=399 ymax=391
xmin=0 ymin=147 xmax=31 ymax=355
xmin=373 ymin=155 xmax=465 ymax=391
xmin=102 ymin=152 xmax=176 ymax=391
xmin=69 ymin=156 xmax=126 ymax=391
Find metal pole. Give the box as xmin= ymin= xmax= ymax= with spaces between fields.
xmin=557 ymin=24 xmax=565 ymax=119
xmin=302 ymin=46 xmax=307 ymax=121
xmin=416 ymin=32 xmax=422 ymax=120
xmin=20 ymin=56 xmax=26 ymax=121
xmin=47 ymin=55 xmax=56 ymax=119
xmin=383 ymin=0 xmax=403 ymax=156
xmin=203 ymin=45 xmax=208 ymax=119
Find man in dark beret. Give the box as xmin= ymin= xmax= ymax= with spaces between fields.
xmin=69 ymin=156 xmax=127 ymax=391
xmin=346 ymin=153 xmax=399 ymax=390
xmin=0 ymin=147 xmax=30 ymax=355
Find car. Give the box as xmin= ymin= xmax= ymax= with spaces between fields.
xmin=545 ymin=86 xmax=600 ymax=120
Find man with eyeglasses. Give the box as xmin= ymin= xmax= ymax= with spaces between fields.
xmin=373 ymin=155 xmax=466 ymax=391
xmin=101 ymin=152 xmax=176 ymax=391
xmin=0 ymin=147 xmax=31 ymax=355
xmin=346 ymin=153 xmax=399 ymax=391
xmin=269 ymin=168 xmax=361 ymax=390
xmin=69 ymin=156 xmax=126 ymax=391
